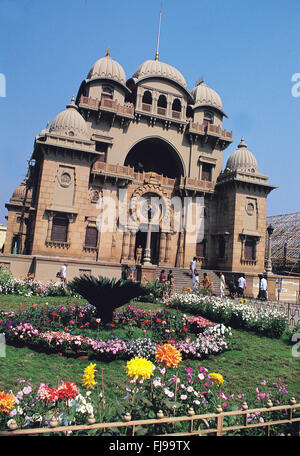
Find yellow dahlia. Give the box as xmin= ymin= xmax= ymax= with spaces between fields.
xmin=82 ymin=363 xmax=98 ymax=389
xmin=126 ymin=357 xmax=155 ymax=381
xmin=0 ymin=391 xmax=15 ymax=414
xmin=209 ymin=372 xmax=224 ymax=387
xmin=155 ymin=344 xmax=182 ymax=369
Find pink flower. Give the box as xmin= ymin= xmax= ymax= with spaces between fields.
xmin=70 ymin=320 xmax=75 ymax=325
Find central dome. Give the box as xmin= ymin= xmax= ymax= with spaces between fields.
xmin=87 ymin=53 xmax=126 ymax=85
xmin=132 ymin=59 xmax=187 ymax=90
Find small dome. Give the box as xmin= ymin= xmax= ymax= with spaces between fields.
xmin=132 ymin=59 xmax=187 ymax=90
xmin=191 ymin=79 xmax=223 ymax=111
xmin=11 ymin=180 xmax=32 ymax=202
xmin=225 ymin=137 xmax=258 ymax=173
xmin=87 ymin=51 xmax=126 ymax=85
xmin=49 ymin=97 xmax=88 ymax=138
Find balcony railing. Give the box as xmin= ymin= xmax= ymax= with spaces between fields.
xmin=188 ymin=121 xmax=233 ymax=140
xmin=79 ymin=96 xmax=134 ymax=118
xmin=180 ymin=176 xmax=215 ymax=191
xmin=142 ymin=102 xmax=151 ymax=112
xmin=157 ymin=106 xmax=167 ymax=116
xmin=172 ymin=110 xmax=181 ymax=119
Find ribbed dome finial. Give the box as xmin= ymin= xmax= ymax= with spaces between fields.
xmin=238 ymin=136 xmax=247 ymax=147
xmin=225 ymin=137 xmax=258 ymax=174
xmin=105 ymin=48 xmax=110 ymax=56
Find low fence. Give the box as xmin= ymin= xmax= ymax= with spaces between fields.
xmin=1 ymin=399 xmax=299 ymax=437
xmin=246 ymin=299 xmax=300 ymax=329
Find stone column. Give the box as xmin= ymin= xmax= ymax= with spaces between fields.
xmin=121 ymin=230 xmax=130 ymax=263
xmin=46 ymin=212 xmax=53 ymax=242
xmin=128 ymin=230 xmax=136 ymax=261
xmin=143 ymin=222 xmax=152 ymax=265
xmin=164 ymin=232 xmax=171 ymax=264
xmin=158 ymin=232 xmax=166 ymax=264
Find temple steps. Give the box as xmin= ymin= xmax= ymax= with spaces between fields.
xmin=154 ymin=267 xmax=220 ymax=295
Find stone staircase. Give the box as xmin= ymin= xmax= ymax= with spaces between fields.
xmin=155 ymin=267 xmax=220 ymax=295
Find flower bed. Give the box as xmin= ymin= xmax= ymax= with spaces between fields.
xmin=0 ymin=301 xmax=232 ymax=361
xmin=167 ymin=294 xmax=288 ymax=338
xmin=0 ymin=359 xmax=298 ymax=436
xmin=0 ymin=268 xmax=72 ymax=297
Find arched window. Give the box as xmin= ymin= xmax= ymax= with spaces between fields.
xmin=203 ymin=111 xmax=213 ymax=127
xmin=157 ymin=94 xmax=167 ymax=115
xmin=172 ymin=98 xmax=181 ymax=119
xmin=186 ymin=105 xmax=194 ymax=120
xmin=51 ymin=216 xmax=69 ymax=243
xmin=101 ymin=85 xmax=113 ymax=101
xmin=142 ymin=90 xmax=152 ymax=112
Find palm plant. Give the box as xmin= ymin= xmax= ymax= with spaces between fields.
xmin=68 ymin=275 xmax=148 ymax=324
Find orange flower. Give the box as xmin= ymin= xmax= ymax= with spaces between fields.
xmin=155 ymin=344 xmax=182 ymax=369
xmin=0 ymin=391 xmax=15 ymax=414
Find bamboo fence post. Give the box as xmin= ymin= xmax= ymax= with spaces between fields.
xmin=216 ymin=405 xmax=223 ymax=436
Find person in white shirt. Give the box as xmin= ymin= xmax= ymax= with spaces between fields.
xmin=219 ymin=272 xmax=225 ymax=298
xmin=259 ymin=275 xmax=268 ymax=301
xmin=59 ymin=263 xmax=68 ymax=286
xmin=190 ymin=257 xmax=196 ymax=275
xmin=237 ymin=274 xmax=246 ymax=298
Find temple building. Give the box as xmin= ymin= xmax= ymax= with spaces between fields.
xmin=3 ymin=50 xmax=277 ymax=283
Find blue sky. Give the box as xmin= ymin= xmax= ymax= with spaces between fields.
xmin=0 ymin=0 xmax=299 ymax=225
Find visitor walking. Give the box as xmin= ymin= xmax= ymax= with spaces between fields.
xmin=237 ymin=274 xmax=247 ymax=298
xmin=192 ymin=269 xmax=200 ymax=290
xmin=59 ymin=263 xmax=68 ymax=286
xmin=259 ymin=274 xmax=268 ymax=301
xmin=202 ymin=272 xmax=210 ymax=289
xmin=190 ymin=257 xmax=196 ymax=275
xmin=167 ymin=270 xmax=175 ymax=295
xmin=219 ymin=272 xmax=225 ymax=298
xmin=159 ymin=269 xmax=166 ymax=283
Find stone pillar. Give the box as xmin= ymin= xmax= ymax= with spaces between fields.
xmin=46 ymin=212 xmax=53 ymax=242
xmin=159 ymin=232 xmax=166 ymax=264
xmin=164 ymin=232 xmax=171 ymax=264
xmin=143 ymin=222 xmax=152 ymax=265
xmin=266 ymin=276 xmax=277 ymax=301
xmin=128 ymin=230 xmax=136 ymax=262
xmin=121 ymin=230 xmax=130 ymax=263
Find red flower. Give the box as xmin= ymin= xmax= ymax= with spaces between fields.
xmin=52 ymin=312 xmax=58 ymax=317
xmin=32 ymin=304 xmax=37 ymax=308
xmin=144 ymin=320 xmax=149 ymax=324
xmin=156 ymin=318 xmax=162 ymax=323
xmin=57 ymin=382 xmax=78 ymax=401
xmin=85 ymin=322 xmax=90 ymax=326
xmin=64 ymin=327 xmax=69 ymax=331
xmin=183 ymin=327 xmax=188 ymax=332
xmin=21 ymin=305 xmax=26 ymax=309
xmin=110 ymin=323 xmax=115 ymax=328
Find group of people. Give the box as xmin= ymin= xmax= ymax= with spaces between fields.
xmin=190 ymin=257 xmax=215 ymax=293
xmin=158 ymin=269 xmax=175 ymax=295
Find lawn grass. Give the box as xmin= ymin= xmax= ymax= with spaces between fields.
xmin=0 ymin=295 xmax=299 ymax=405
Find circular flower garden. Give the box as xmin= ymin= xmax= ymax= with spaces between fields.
xmin=0 ymin=274 xmax=298 ymax=436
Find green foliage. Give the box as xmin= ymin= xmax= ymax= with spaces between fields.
xmin=68 ymin=275 xmax=148 ymax=324
xmin=135 ymin=280 xmax=168 ymax=303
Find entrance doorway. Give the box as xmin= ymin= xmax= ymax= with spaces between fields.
xmin=135 ymin=226 xmax=160 ymax=265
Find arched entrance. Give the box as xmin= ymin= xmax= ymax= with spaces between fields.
xmin=124 ymin=137 xmax=184 ymax=179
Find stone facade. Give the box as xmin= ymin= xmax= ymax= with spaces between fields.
xmin=3 ymin=51 xmax=277 ymax=275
